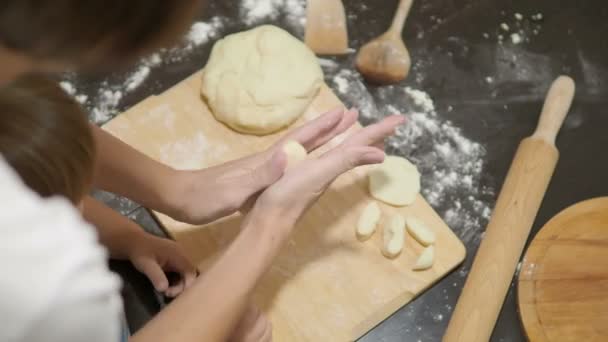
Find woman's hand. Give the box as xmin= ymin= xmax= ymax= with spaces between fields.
xmin=129 ymin=233 xmax=198 ymax=298
xmin=248 ymin=114 xmax=405 ymax=237
xmin=168 ymin=108 xmax=360 ymax=225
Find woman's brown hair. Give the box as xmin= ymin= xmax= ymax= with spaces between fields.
xmin=0 ymin=75 xmax=96 ymax=204
xmin=0 ymin=0 xmax=202 ymax=68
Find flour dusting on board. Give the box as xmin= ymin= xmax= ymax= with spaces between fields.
xmin=328 ymin=68 xmax=494 ymax=243
xmin=160 ymin=133 xmax=207 ymax=170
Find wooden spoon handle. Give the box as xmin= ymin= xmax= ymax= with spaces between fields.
xmin=389 ymin=0 xmax=414 ymax=35
xmin=532 ymin=76 xmax=576 ymax=144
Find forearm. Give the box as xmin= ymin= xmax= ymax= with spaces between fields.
xmin=82 ymin=196 xmax=145 ymax=259
xmin=131 ymin=210 xmax=288 ymax=342
xmin=91 ymin=125 xmax=178 ymax=215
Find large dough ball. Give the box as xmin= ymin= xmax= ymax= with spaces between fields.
xmin=201 ymin=25 xmax=323 ymax=135
xmin=368 ymin=156 xmax=420 ymax=206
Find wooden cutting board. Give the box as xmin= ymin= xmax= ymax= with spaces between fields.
xmin=102 ymin=70 xmax=466 ymax=341
xmin=518 ymin=197 xmax=608 ymax=342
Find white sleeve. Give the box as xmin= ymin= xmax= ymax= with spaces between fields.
xmin=0 ymin=158 xmax=123 ymax=342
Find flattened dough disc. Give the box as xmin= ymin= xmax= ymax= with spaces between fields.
xmin=518 ymin=197 xmax=608 ymax=342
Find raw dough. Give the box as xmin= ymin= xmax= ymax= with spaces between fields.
xmin=406 ymin=217 xmax=435 ymax=246
xmin=201 ymin=25 xmax=323 ymax=135
xmin=382 ymin=214 xmax=405 ymax=259
xmin=282 ymin=140 xmax=307 ymax=170
xmin=413 ymin=245 xmax=435 ymax=271
xmin=356 ymin=202 xmax=381 ymax=240
xmin=368 ymin=156 xmax=420 ymax=206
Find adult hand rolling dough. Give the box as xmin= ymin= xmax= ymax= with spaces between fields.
xmin=164 ymin=107 xmax=361 ymax=224
xmin=252 ymin=113 xmax=406 ymax=227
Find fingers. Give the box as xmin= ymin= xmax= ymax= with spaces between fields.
xmin=246 ymin=150 xmax=288 ymax=192
xmin=319 ymin=146 xmax=386 ymax=178
xmin=284 ymin=107 xmax=359 ymax=152
xmin=304 ymin=108 xmax=359 ymax=150
xmin=283 ymin=108 xmax=343 ymax=149
xmin=292 ymin=146 xmax=384 ymax=194
xmin=164 ymin=250 xmax=198 ymax=298
xmin=134 ymin=258 xmax=169 ymax=293
xmin=240 ymin=150 xmax=288 ymax=214
xmin=165 ymin=279 xmax=186 ymax=298
xmin=341 ymin=115 xmax=405 ymax=148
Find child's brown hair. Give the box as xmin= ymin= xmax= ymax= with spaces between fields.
xmin=0 ymin=75 xmax=96 ymax=204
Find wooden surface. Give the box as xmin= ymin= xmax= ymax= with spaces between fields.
xmin=444 ymin=76 xmax=575 ymax=342
xmin=102 ymin=70 xmax=466 ymax=341
xmin=518 ymin=197 xmax=608 ymax=342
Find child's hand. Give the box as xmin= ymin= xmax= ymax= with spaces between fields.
xmin=228 ymin=305 xmax=272 ymax=342
xmin=169 ymin=108 xmax=359 ymax=225
xmin=128 ymin=233 xmax=198 ymax=298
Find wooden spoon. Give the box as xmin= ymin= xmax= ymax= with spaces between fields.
xmin=355 ymin=0 xmax=414 ymax=84
xmin=305 ymin=0 xmax=349 ymax=55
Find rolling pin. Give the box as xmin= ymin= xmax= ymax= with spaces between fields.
xmin=443 ymin=76 xmax=576 ymax=342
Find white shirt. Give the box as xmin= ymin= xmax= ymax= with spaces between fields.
xmin=0 ymin=158 xmax=122 ymax=342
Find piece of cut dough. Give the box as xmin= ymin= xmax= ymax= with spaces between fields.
xmin=382 ymin=214 xmax=405 ymax=258
xmin=201 ymin=25 xmax=323 ymax=135
xmin=406 ymin=217 xmax=435 ymax=246
xmin=282 ymin=140 xmax=307 ymax=170
xmin=413 ymin=245 xmax=435 ymax=271
xmin=356 ymin=202 xmax=381 ymax=240
xmin=368 ymin=156 xmax=420 ymax=206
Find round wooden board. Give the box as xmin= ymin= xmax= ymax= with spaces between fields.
xmin=518 ymin=197 xmax=608 ymax=342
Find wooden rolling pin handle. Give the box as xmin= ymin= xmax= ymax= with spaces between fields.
xmin=389 ymin=0 xmax=414 ymax=35
xmin=443 ymin=76 xmax=576 ymax=342
xmin=532 ymin=76 xmax=576 ymax=145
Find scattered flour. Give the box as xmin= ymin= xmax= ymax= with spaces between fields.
xmin=62 ymin=16 xmax=228 ymax=124
xmin=332 ymin=71 xmax=351 ymax=94
xmin=510 ymin=33 xmax=523 ymax=44
xmin=240 ymin=0 xmax=306 ymax=32
xmin=159 ymin=132 xmax=210 ymax=170
xmin=59 ymin=81 xmax=76 ymax=96
xmin=324 ymin=66 xmax=494 ymax=243
xmin=75 ymin=94 xmax=88 ymax=104
xmin=185 ymin=17 xmax=225 ymax=49
xmin=90 ymin=88 xmax=123 ymax=123
xmin=531 ymin=13 xmax=544 ymax=21
xmin=484 ymin=11 xmax=544 ymax=45
xmin=126 ymin=66 xmax=151 ymax=92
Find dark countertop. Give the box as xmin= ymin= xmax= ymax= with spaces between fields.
xmin=83 ymin=0 xmax=608 ymax=341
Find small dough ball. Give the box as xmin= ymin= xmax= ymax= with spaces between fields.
xmin=282 ymin=140 xmax=307 ymax=170
xmin=201 ymin=25 xmax=323 ymax=135
xmin=368 ymin=156 xmax=420 ymax=206
xmin=413 ymin=245 xmax=435 ymax=271
xmin=406 ymin=217 xmax=435 ymax=246
xmin=356 ymin=202 xmax=381 ymax=240
xmin=382 ymin=214 xmax=405 ymax=259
